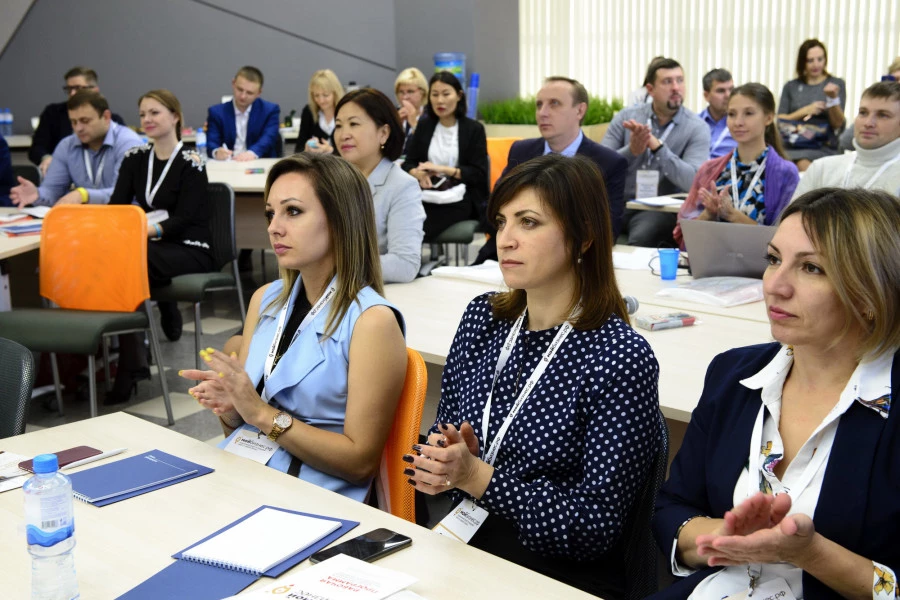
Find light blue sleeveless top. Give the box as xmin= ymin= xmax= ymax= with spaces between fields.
xmin=219 ymin=277 xmax=405 ymax=502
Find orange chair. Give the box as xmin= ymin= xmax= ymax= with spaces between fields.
xmin=486 ymin=136 xmax=521 ymax=190
xmin=375 ymin=348 xmax=427 ymax=522
xmin=0 ymin=205 xmax=174 ymax=423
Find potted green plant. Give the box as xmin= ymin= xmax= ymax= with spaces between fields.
xmin=479 ymin=96 xmax=623 ymax=142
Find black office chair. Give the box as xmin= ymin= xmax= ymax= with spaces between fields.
xmin=13 ymin=164 xmax=41 ymax=186
xmin=0 ymin=337 xmax=36 ymax=439
xmin=151 ymin=182 xmax=247 ymax=369
xmin=622 ymin=409 xmax=670 ymax=600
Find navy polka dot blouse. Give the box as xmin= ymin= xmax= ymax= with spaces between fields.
xmin=431 ymin=293 xmax=661 ymax=560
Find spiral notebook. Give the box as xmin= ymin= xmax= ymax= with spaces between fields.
xmin=181 ymin=507 xmax=341 ymax=575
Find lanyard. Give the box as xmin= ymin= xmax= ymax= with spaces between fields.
xmin=841 ymin=152 xmax=900 ymax=189
xmin=145 ymin=141 xmax=183 ymax=207
xmin=644 ymin=119 xmax=674 ymax=167
xmin=711 ymin=125 xmax=731 ymax=153
xmin=745 ymin=403 xmax=832 ymax=501
xmin=729 ymin=154 xmax=767 ymax=209
xmin=480 ymin=310 xmax=574 ymax=466
xmin=83 ymin=147 xmax=108 ymax=186
xmin=262 ymin=277 xmax=337 ymax=396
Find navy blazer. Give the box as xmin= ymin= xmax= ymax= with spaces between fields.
xmin=502 ymin=135 xmax=628 ymax=238
xmin=401 ymin=115 xmax=489 ymax=220
xmin=0 ymin=134 xmax=14 ymax=207
xmin=652 ymin=343 xmax=900 ymax=599
xmin=206 ymin=97 xmax=281 ymax=158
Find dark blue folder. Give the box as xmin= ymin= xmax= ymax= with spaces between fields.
xmin=68 ymin=450 xmax=213 ymax=507
xmin=116 ymin=505 xmax=359 ymax=600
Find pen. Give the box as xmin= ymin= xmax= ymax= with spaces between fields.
xmin=62 ymin=448 xmax=127 ymax=470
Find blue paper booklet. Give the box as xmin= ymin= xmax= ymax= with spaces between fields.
xmin=68 ymin=449 xmax=213 ymax=506
xmin=116 ymin=505 xmax=359 ymax=600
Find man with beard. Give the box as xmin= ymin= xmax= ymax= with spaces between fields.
xmin=602 ymin=58 xmax=709 ymax=246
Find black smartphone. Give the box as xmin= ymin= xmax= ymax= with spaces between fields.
xmin=309 ymin=528 xmax=412 ymax=564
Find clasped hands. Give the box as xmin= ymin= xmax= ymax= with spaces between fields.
xmin=623 ymin=119 xmax=661 ymax=156
xmin=698 ymin=182 xmax=738 ymax=222
xmin=410 ymin=161 xmax=449 ymax=189
xmin=179 ymin=347 xmax=263 ymax=426
xmin=696 ymin=492 xmax=818 ymax=568
xmin=404 ymin=422 xmax=489 ymax=497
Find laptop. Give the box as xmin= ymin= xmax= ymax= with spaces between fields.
xmin=680 ymin=220 xmax=776 ymax=279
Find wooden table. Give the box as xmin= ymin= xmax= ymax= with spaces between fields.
xmin=384 ymin=267 xmax=772 ymax=423
xmin=0 ymin=414 xmax=594 ymax=599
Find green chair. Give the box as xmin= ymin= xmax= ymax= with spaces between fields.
xmin=151 ymin=182 xmax=246 ymax=370
xmin=0 ymin=205 xmax=174 ymax=424
xmin=0 ymin=337 xmax=35 ymax=439
xmin=432 ymin=219 xmax=479 ymax=266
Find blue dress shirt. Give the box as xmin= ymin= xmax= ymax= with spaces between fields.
xmin=699 ymin=107 xmax=737 ymax=159
xmin=35 ymin=122 xmax=143 ymax=206
xmin=542 ymin=130 xmax=584 ymax=157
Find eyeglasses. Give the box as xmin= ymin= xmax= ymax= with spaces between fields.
xmin=63 ymin=85 xmax=97 ymax=94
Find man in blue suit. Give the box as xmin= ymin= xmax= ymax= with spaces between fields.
xmin=207 ymin=66 xmax=280 ymax=161
xmin=474 ymin=76 xmax=627 ymax=263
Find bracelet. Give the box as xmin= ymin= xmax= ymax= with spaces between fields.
xmin=153 ymin=224 xmax=163 ymax=239
xmin=675 ymin=514 xmax=710 ymax=540
xmin=824 ymin=96 xmax=841 ymax=109
xmin=76 ymin=187 xmax=89 ymax=203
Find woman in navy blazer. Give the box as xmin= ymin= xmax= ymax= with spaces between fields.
xmin=652 ymin=188 xmax=900 ymax=599
xmin=402 ymin=71 xmax=488 ymax=240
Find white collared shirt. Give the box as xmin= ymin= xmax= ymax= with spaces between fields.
xmin=234 ymin=103 xmax=253 ymax=155
xmin=677 ymin=346 xmax=895 ymax=599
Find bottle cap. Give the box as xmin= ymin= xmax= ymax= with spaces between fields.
xmin=470 ymin=73 xmax=480 ymax=87
xmin=33 ymin=453 xmax=59 ymax=474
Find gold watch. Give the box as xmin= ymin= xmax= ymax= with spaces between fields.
xmin=267 ymin=411 xmax=293 ymax=441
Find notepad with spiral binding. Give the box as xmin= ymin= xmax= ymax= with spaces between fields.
xmin=116 ymin=505 xmax=359 ymax=600
xmin=68 ymin=449 xmax=213 ymax=506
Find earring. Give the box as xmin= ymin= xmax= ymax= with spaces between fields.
xmin=786 ymin=345 xmax=794 ymax=356
xmin=577 ymin=257 xmax=583 ymax=265
xmin=380 ymin=143 xmax=385 ymax=150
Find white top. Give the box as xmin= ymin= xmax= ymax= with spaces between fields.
xmin=427 ymin=122 xmax=459 ymax=167
xmin=317 ymin=111 xmax=335 ymax=136
xmin=679 ymin=346 xmax=895 ymax=599
xmin=791 ymin=136 xmax=900 ymax=199
xmin=233 ymin=103 xmax=252 ymax=155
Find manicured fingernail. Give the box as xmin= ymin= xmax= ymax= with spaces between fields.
xmin=206 ymin=347 xmax=215 ymax=353
xmin=406 ymin=479 xmax=416 ymax=486
xmin=204 ymin=357 xmax=212 ymax=363
xmin=402 ymin=455 xmax=414 ymax=463
xmin=230 ymin=352 xmax=237 ymax=358
xmin=403 ymin=468 xmax=415 ymax=476
xmin=437 ymin=439 xmax=446 ymax=448
xmin=412 ymin=444 xmax=422 ymax=452
xmin=439 ymin=422 xmax=448 ymax=430
xmin=218 ymin=372 xmax=225 ymax=377
xmin=178 ymin=370 xmax=184 ymax=376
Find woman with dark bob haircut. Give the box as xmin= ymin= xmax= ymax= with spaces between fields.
xmin=334 ymin=88 xmax=425 ymax=283
xmin=402 ymin=71 xmax=489 ymax=240
xmin=405 ymin=154 xmax=662 ymax=599
xmin=652 ymin=188 xmax=900 ymax=599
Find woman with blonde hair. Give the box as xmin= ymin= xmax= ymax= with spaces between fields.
xmin=295 ymin=69 xmax=344 ymax=154
xmin=107 ymin=89 xmax=213 ymax=403
xmin=394 ymin=67 xmax=428 ymax=152
xmin=182 ymin=153 xmax=407 ymax=501
xmin=653 ymin=188 xmax=900 ymax=599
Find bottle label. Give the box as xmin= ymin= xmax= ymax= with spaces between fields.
xmin=25 ymin=486 xmax=75 ymax=547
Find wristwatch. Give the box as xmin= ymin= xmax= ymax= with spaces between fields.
xmin=267 ymin=411 xmax=293 ymax=441
xmin=651 ymin=140 xmax=664 ymax=154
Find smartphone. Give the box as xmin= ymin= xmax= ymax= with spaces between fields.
xmin=309 ymin=528 xmax=412 ymax=564
xmin=18 ymin=446 xmax=102 ymax=473
xmin=429 ymin=175 xmax=447 ymax=188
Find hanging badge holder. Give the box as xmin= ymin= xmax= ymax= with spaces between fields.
xmin=724 ymin=577 xmax=795 ymax=600
xmin=223 ymin=424 xmax=279 ymax=464
xmin=635 ymin=170 xmax=660 ymax=199
xmin=433 ymin=498 xmax=490 ymax=542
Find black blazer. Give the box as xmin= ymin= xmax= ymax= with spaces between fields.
xmin=402 ymin=115 xmax=489 ymax=221
xmin=502 ymin=135 xmax=628 ymax=239
xmin=651 ymin=344 xmax=900 ymax=599
xmin=294 ymin=104 xmax=337 ymax=154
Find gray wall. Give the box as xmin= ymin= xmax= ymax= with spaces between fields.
xmin=0 ymin=0 xmax=519 ymax=135
xmin=394 ymin=0 xmax=520 ymax=105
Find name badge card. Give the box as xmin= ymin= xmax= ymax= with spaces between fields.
xmin=433 ymin=499 xmax=489 ymax=543
xmin=223 ymin=424 xmax=279 ymax=464
xmin=724 ymin=577 xmax=796 ymax=600
xmin=635 ymin=170 xmax=660 ymax=199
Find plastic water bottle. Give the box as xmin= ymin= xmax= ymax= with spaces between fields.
xmin=0 ymin=109 xmax=10 ymax=136
xmin=195 ymin=127 xmax=207 ymax=157
xmin=24 ymin=454 xmax=80 ymax=600
xmin=346 ymin=81 xmax=360 ymax=92
xmin=7 ymin=107 xmax=14 ymax=136
xmin=466 ymin=73 xmax=480 ymax=120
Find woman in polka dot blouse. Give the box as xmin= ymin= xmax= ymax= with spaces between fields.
xmin=405 ymin=154 xmax=663 ymax=598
